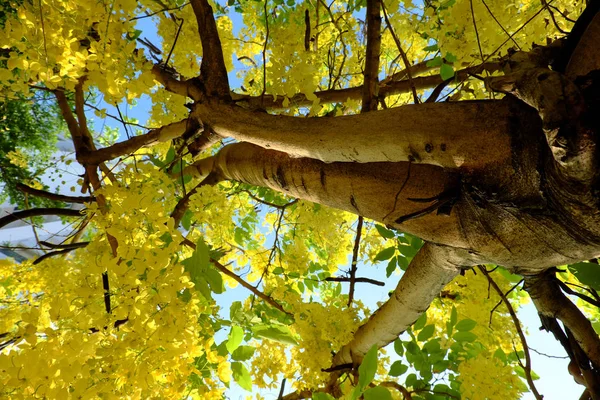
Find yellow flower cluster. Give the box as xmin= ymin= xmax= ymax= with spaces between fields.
xmin=0 ymin=163 xmax=226 ymax=398
xmin=458 ymin=354 xmax=523 ymax=400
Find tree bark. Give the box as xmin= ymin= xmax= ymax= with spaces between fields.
xmin=333 ymin=243 xmax=470 ymax=366
xmin=192 ymin=99 xmax=516 ymax=170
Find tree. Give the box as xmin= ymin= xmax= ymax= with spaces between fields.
xmin=0 ymin=0 xmax=599 ymax=398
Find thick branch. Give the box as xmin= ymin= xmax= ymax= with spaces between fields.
xmin=185 ymin=142 xmax=466 ymax=246
xmin=0 ymin=208 xmax=82 ymax=229
xmin=333 ymin=243 xmax=468 ymax=366
xmin=80 ymin=119 xmax=189 ymax=164
xmin=190 ymin=0 xmax=231 ymax=98
xmin=525 ymin=271 xmax=600 ymax=371
xmin=488 ymin=51 xmax=594 ymax=183
xmin=193 ymin=99 xmax=516 ymax=170
xmin=151 ymin=64 xmax=203 ymax=101
xmin=553 ymin=2 xmax=600 ymax=77
xmin=231 ymin=62 xmax=499 ymax=110
xmin=361 ymin=0 xmax=382 ymax=112
xmin=16 ymin=183 xmax=94 ymax=203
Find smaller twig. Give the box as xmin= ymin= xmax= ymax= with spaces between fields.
xmin=170 ymin=173 xmax=222 ymax=227
xmin=541 ymin=0 xmax=567 ymax=34
xmin=277 ymin=378 xmax=287 ymax=400
xmin=382 ymin=3 xmax=419 ymax=104
xmin=529 ymin=346 xmax=569 ymax=359
xmin=479 ymin=266 xmax=543 ymax=400
xmin=181 ymin=238 xmax=291 ymax=315
xmin=489 ymin=279 xmax=524 ymax=324
xmin=348 ymin=216 xmax=364 ymax=306
xmin=241 ymin=190 xmax=298 ymax=210
xmin=0 ymin=208 xmax=82 ymax=229
xmin=102 ymin=272 xmax=111 ymax=314
xmin=165 ymin=17 xmax=184 ymax=66
xmin=557 ymin=280 xmax=600 ymax=308
xmin=129 ymin=2 xmax=190 ymax=21
xmin=424 ymin=77 xmax=453 ymax=103
xmin=33 ymin=248 xmax=75 ymax=265
xmin=380 ymin=381 xmax=413 ymax=399
xmin=480 ymin=0 xmax=521 ymax=49
xmin=89 ymin=318 xmax=129 ymax=333
xmin=326 ymin=276 xmax=384 ymax=286
xmin=39 ymin=241 xmax=90 ymax=250
xmin=16 ymin=183 xmax=95 ymax=203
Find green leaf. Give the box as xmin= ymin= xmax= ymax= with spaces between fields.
xmin=440 ymin=63 xmax=455 ymax=80
xmin=453 ymin=331 xmax=477 ymax=342
xmin=375 ymin=224 xmax=395 ymax=239
xmin=206 ymin=268 xmax=224 ymax=294
xmin=230 ymin=301 xmax=243 ymax=321
xmin=397 ymin=256 xmax=409 ymax=271
xmin=226 ymin=326 xmax=244 ymax=354
xmin=433 ymin=360 xmax=450 ymax=373
xmin=389 ymin=361 xmax=408 ymax=377
xmin=357 ymin=345 xmax=378 ymax=390
xmin=413 ymin=313 xmax=427 ymax=330
xmin=423 ymin=44 xmax=439 ymax=52
xmin=398 ymin=245 xmax=418 ymax=258
xmin=569 ymin=262 xmax=600 ymax=290
xmin=417 ymin=324 xmax=435 ymax=342
xmin=231 ymin=362 xmax=252 ymax=391
xmin=232 ymin=345 xmax=255 ymax=361
xmin=181 ymin=209 xmax=193 ymax=231
xmin=386 ymin=257 xmax=397 ymax=277
xmin=444 ymin=52 xmax=457 ymax=63
xmin=374 ymin=247 xmax=395 ymax=261
xmin=450 ymin=306 xmax=458 ymax=326
xmin=426 ymin=56 xmax=442 ymax=67
xmin=493 ymin=348 xmax=507 ymax=364
xmin=364 ymin=386 xmax=392 ymax=400
xmin=394 ymin=339 xmax=404 ymax=356
xmin=455 ymin=319 xmax=477 ymax=331
xmin=181 ymin=238 xmax=220 ymax=299
xmin=405 ymin=373 xmax=417 ymax=388
xmin=252 ymin=324 xmax=298 ymax=345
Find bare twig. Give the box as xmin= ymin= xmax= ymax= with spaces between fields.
xmin=16 ymin=183 xmax=94 ymax=204
xmin=181 ymin=238 xmax=291 ymax=315
xmin=0 ymin=208 xmax=82 ymax=229
xmin=479 ymin=266 xmax=543 ymax=400
xmin=33 ymin=248 xmax=74 ymax=265
xmin=480 ymin=0 xmax=521 ymax=49
xmin=382 ymin=3 xmax=419 ymax=103
xmin=241 ymin=190 xmax=298 ymax=210
xmin=326 ymin=276 xmax=384 ymax=286
xmin=347 ymin=217 xmax=364 ymax=305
